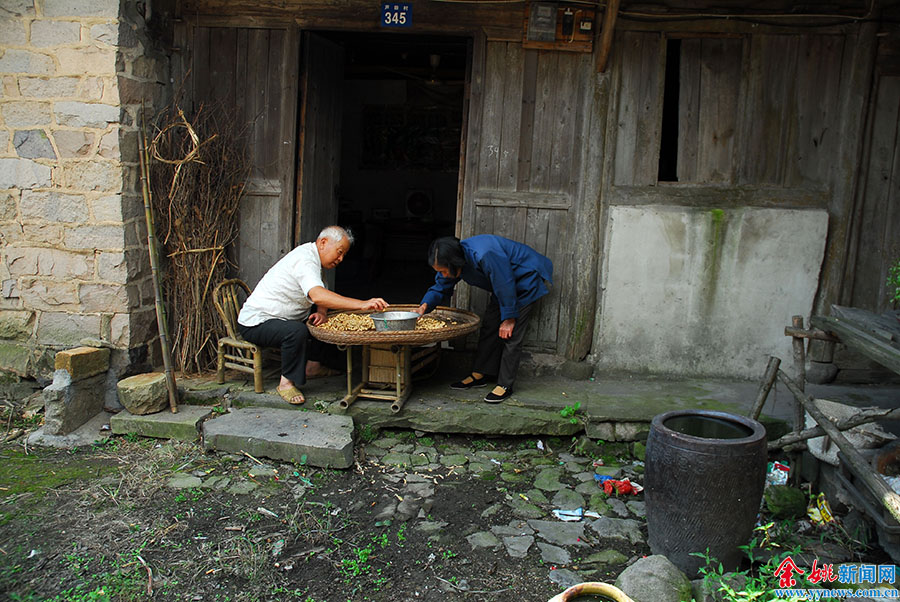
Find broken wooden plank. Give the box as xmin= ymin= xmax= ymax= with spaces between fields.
xmin=768 ymin=405 xmax=900 ymax=450
xmin=777 ymin=371 xmax=900 ymax=525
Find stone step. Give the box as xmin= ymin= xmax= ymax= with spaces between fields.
xmin=110 ymin=406 xmax=213 ymax=441
xmin=201 ymin=407 xmax=355 ymax=469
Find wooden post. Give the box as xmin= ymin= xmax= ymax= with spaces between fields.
xmin=778 ymin=371 xmax=900 ymax=525
xmin=788 ymin=315 xmax=807 ymax=483
xmin=749 ymin=356 xmax=781 ymax=421
xmin=595 ymin=0 xmax=620 ymax=73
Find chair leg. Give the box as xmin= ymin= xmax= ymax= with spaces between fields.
xmin=217 ymin=342 xmax=226 ymax=384
xmin=252 ymin=349 xmax=264 ymax=393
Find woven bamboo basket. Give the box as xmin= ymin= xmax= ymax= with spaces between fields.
xmin=308 ymin=305 xmax=480 ymax=346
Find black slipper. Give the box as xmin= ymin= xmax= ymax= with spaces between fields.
xmin=450 ymin=375 xmax=487 ymax=390
xmin=484 ymin=386 xmax=512 ymax=403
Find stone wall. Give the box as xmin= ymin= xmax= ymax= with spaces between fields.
xmin=0 ymin=0 xmax=169 ymax=385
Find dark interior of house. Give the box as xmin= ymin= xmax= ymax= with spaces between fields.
xmin=323 ymin=32 xmax=469 ymax=305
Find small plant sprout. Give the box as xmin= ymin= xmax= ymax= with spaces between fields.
xmin=560 ymin=402 xmax=581 ymax=424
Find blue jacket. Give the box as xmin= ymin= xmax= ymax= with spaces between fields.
xmin=420 ymin=235 xmax=553 ymax=321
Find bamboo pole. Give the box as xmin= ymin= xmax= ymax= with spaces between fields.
xmin=139 ymin=114 xmax=179 ymax=414
xmin=777 ymin=371 xmax=900 ymax=524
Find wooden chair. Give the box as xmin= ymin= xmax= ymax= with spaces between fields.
xmin=213 ymin=278 xmax=264 ymax=393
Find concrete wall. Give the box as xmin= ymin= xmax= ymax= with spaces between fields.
xmin=0 ymin=0 xmax=168 ymax=383
xmin=594 ymin=206 xmax=829 ymax=379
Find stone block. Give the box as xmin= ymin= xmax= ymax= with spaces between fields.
xmin=0 ymin=18 xmax=27 ymax=45
xmin=42 ymin=0 xmax=119 ymax=18
xmin=56 ymin=47 xmax=115 ymax=75
xmin=0 ymin=310 xmax=34 ymax=338
xmin=53 ymin=130 xmax=94 ymax=157
xmin=202 ymin=407 xmax=355 ymax=469
xmin=80 ymin=76 xmax=105 ymax=101
xmin=117 ymin=372 xmax=169 ymax=415
xmin=0 ymin=158 xmax=52 ymax=188
xmin=1 ymin=101 xmax=52 ymax=127
xmin=79 ymin=283 xmax=128 ymax=312
xmin=98 ymin=128 xmax=119 ymax=160
xmin=91 ymin=195 xmax=122 ymax=222
xmin=1 ymin=1 xmax=34 ymax=17
xmin=0 ymin=50 xmax=54 ymax=76
xmin=585 ymin=421 xmax=615 ymax=441
xmin=43 ymin=370 xmax=107 ymax=435
xmin=18 ymin=76 xmax=80 ymax=98
xmin=58 ymin=161 xmax=123 ymax=193
xmin=0 ymin=191 xmax=19 ymax=220
xmin=0 ymin=159 xmax=51 ymax=189
xmin=63 ymin=224 xmax=124 ymax=250
xmin=6 ymin=247 xmax=93 ymax=279
xmin=21 ymin=190 xmax=87 ymax=223
xmin=614 ymin=421 xmax=649 ymax=442
xmin=54 ymin=101 xmax=119 ymax=128
xmin=54 ymin=345 xmax=109 ymax=381
xmin=22 ymin=223 xmax=62 ymax=243
xmin=0 ymin=340 xmax=31 ymax=376
xmin=36 ymin=311 xmax=101 ymax=346
xmin=18 ymin=278 xmax=78 ymax=309
xmin=14 ymin=129 xmax=56 ymax=159
xmin=110 ymin=405 xmax=211 ymax=440
xmin=30 ymin=20 xmax=81 ymax=47
xmin=90 ymin=23 xmax=118 ymax=45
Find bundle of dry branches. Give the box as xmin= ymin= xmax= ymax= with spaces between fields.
xmin=149 ymin=103 xmax=249 ymax=374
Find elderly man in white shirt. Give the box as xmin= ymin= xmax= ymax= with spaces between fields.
xmin=238 ymin=225 xmax=388 ymax=405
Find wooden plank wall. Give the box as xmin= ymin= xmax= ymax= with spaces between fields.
xmin=848 ymin=67 xmax=900 ymax=310
xmin=609 ymin=31 xmax=849 ymax=192
xmin=173 ymin=24 xmax=298 ymax=288
xmin=462 ymin=41 xmax=590 ymax=352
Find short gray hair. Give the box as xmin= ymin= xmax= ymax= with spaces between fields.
xmin=318 ymin=225 xmax=354 ymax=246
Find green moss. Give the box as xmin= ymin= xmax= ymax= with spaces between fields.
xmin=0 ymin=449 xmax=118 ymax=520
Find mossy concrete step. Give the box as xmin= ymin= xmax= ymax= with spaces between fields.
xmin=201 ymin=407 xmax=355 ymax=469
xmin=110 ymin=406 xmax=213 ymax=441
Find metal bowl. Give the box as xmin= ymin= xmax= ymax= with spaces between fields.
xmin=369 ymin=311 xmax=419 ymax=331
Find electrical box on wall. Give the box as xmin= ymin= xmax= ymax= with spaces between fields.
xmin=523 ymin=2 xmax=596 ymax=53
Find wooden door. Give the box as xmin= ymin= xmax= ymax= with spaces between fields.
xmin=173 ymin=23 xmax=300 ymax=288
xmin=458 ymin=38 xmax=598 ymax=356
xmin=297 ymin=33 xmax=344 ymax=249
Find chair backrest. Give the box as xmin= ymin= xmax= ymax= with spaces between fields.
xmin=213 ymin=278 xmax=251 ymax=339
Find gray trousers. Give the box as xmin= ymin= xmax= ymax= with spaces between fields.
xmin=472 ymin=297 xmax=536 ymax=390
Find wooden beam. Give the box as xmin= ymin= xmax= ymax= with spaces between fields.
xmin=811 ymin=315 xmax=900 ymax=375
xmin=596 ymin=0 xmax=620 ymax=73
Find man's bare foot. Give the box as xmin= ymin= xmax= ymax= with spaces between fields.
xmin=306 ymin=360 xmax=340 ymax=379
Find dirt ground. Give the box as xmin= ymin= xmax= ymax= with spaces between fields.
xmin=0 ymin=397 xmax=889 ymax=602
xmin=0 ymin=429 xmax=644 ymax=602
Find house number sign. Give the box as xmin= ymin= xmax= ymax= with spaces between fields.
xmin=381 ymin=3 xmax=412 ymax=27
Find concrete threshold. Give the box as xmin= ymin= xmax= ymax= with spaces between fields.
xmin=176 ymin=369 xmax=900 ymax=441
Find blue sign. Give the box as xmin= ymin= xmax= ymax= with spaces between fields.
xmin=381 ymin=3 xmax=412 ymax=28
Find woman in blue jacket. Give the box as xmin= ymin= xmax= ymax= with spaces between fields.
xmin=416 ymin=235 xmax=553 ymax=403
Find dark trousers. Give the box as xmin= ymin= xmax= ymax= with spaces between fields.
xmin=472 ymin=297 xmax=536 ymax=390
xmin=238 ymin=319 xmax=326 ymax=387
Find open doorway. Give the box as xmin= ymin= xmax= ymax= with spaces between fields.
xmin=306 ymin=32 xmax=469 ymax=305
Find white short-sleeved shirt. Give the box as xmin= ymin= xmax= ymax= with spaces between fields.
xmin=237 ymin=242 xmax=325 ymax=327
